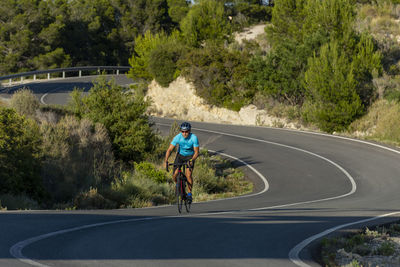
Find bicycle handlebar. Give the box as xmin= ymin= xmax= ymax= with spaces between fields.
xmin=166 ymin=161 xmax=193 ymax=172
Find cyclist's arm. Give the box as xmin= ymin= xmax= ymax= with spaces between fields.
xmin=165 ymin=144 xmax=175 ymax=164
xmin=191 ymin=146 xmax=199 ymax=161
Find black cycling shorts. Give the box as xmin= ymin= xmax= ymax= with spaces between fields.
xmin=173 ymin=154 xmax=195 ymax=173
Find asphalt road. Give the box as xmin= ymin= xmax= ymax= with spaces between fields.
xmin=1 ymin=77 xmax=400 ymax=267
xmin=0 ymin=75 xmax=134 ymax=105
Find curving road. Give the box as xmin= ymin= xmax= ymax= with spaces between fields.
xmin=1 ymin=77 xmax=400 ymax=267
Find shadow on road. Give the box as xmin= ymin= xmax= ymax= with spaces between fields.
xmin=1 ymin=208 xmax=399 ymax=264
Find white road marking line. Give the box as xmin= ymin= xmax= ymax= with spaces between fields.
xmin=183 ymin=124 xmax=400 ymax=267
xmin=40 ymin=93 xmax=48 ymax=105
xmin=157 ymin=122 xmax=357 ymax=202
xmin=289 ymin=211 xmax=400 ymax=267
xmin=9 ymin=123 xmax=362 ymax=266
xmin=9 ymin=146 xmax=270 ymax=267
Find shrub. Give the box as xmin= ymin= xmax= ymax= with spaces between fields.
xmin=9 ymin=88 xmax=40 ymax=118
xmin=245 ymin=43 xmax=307 ymax=106
xmin=73 ymin=188 xmax=115 ymax=209
xmin=0 ymin=194 xmax=40 ymax=210
xmin=193 ymin=152 xmax=251 ymax=197
xmin=107 ymin=171 xmax=174 ymax=208
xmin=148 ymin=41 xmax=183 ymax=87
xmin=134 ymin=161 xmax=167 ymax=183
xmin=167 ymin=0 xmax=190 ymax=24
xmin=128 ymin=31 xmax=170 ymax=81
xmin=68 ymin=77 xmax=159 ymax=162
xmin=0 ymin=108 xmax=44 ymax=201
xmin=180 ymin=0 xmax=232 ymax=47
xmin=180 ymin=43 xmax=251 ymax=110
xmin=40 ymin=115 xmax=118 ymax=204
xmin=303 ymin=41 xmax=364 ymax=132
xmin=376 ymin=241 xmax=396 ymax=256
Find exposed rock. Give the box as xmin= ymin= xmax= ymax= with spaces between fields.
xmin=146 ymin=76 xmax=307 ymax=129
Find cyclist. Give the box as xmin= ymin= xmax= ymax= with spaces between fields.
xmin=165 ymin=122 xmax=199 ymax=203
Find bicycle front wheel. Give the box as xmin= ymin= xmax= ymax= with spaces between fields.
xmin=184 ymin=198 xmax=191 ymax=213
xmin=176 ymin=178 xmax=183 ymax=213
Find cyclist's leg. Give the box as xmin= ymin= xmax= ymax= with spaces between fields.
xmin=186 ymin=168 xmax=192 ymax=192
xmin=185 ymin=159 xmax=195 ymax=193
xmin=172 ymin=169 xmax=179 ymax=183
xmin=172 ymin=154 xmax=183 ymax=183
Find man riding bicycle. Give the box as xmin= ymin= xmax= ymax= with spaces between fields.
xmin=165 ymin=122 xmax=199 ymax=203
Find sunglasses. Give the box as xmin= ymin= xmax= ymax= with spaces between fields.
xmin=181 ymin=130 xmax=189 ymax=133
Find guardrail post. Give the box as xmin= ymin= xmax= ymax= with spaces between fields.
xmin=21 ymin=76 xmax=24 ymax=82
xmin=79 ymin=70 xmax=82 ymax=77
xmin=63 ymin=71 xmax=65 ymax=78
xmin=47 ymin=73 xmax=50 ymax=80
xmin=9 ymin=79 xmax=11 ymax=85
xmin=34 ymin=74 xmax=36 ymax=80
xmin=117 ymin=70 xmax=119 ymax=75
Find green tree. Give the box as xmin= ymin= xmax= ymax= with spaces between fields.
xmin=148 ymin=41 xmax=183 ymax=87
xmin=180 ymin=0 xmax=232 ymax=47
xmin=266 ymin=0 xmax=307 ymax=45
xmin=245 ymin=40 xmax=307 ymax=105
xmin=180 ymin=43 xmax=251 ymax=110
xmin=352 ymin=34 xmax=382 ymax=106
xmin=0 ymin=108 xmax=44 ymax=201
xmin=246 ymin=0 xmax=368 ymax=107
xmin=128 ymin=31 xmax=169 ymax=81
xmin=303 ymin=41 xmax=363 ymax=132
xmin=69 ymin=77 xmax=158 ymax=162
xmin=167 ymin=0 xmax=190 ymax=24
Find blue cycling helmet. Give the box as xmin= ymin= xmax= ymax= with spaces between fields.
xmin=180 ymin=122 xmax=191 ymax=131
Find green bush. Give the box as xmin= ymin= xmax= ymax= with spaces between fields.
xmin=68 ymin=77 xmax=159 ymax=162
xmin=128 ymin=31 xmax=169 ymax=81
xmin=167 ymin=0 xmax=190 ymax=24
xmin=376 ymin=241 xmax=396 ymax=256
xmin=0 ymin=194 xmax=40 ymax=210
xmin=193 ymin=152 xmax=251 ymax=197
xmin=245 ymin=41 xmax=307 ymax=105
xmin=303 ymin=41 xmax=364 ymax=132
xmin=180 ymin=0 xmax=232 ymax=47
xmin=148 ymin=41 xmax=183 ymax=87
xmin=0 ymin=108 xmax=44 ymax=201
xmin=180 ymin=43 xmax=251 ymax=110
xmin=107 ymin=171 xmax=174 ymax=208
xmin=134 ymin=161 xmax=167 ymax=183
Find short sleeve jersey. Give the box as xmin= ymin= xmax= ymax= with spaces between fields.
xmin=171 ymin=133 xmax=199 ymax=156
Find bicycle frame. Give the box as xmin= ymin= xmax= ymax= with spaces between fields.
xmin=167 ymin=161 xmax=192 ymax=213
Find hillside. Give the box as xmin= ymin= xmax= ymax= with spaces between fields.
xmin=146 ymin=76 xmax=306 ymax=130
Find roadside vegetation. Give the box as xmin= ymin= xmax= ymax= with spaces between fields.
xmin=4 ymin=0 xmax=400 ymax=144
xmin=320 ymin=222 xmax=400 ymax=266
xmin=0 ymin=86 xmax=251 ymax=210
xmin=126 ymin=0 xmax=400 ymax=144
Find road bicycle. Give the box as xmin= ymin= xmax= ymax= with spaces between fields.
xmin=167 ymin=161 xmax=192 ymax=213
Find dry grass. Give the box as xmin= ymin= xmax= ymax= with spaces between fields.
xmin=40 ymin=115 xmax=118 ymax=205
xmin=348 ymin=99 xmax=400 ymax=145
xmin=9 ymin=89 xmax=39 ymax=118
xmin=356 ymin=1 xmax=400 ymax=54
xmin=0 ymin=98 xmax=8 ymax=107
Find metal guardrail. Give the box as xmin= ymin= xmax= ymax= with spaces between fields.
xmin=0 ymin=66 xmax=130 ymax=85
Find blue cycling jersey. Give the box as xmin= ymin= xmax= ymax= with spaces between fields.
xmin=171 ymin=133 xmax=199 ymax=156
